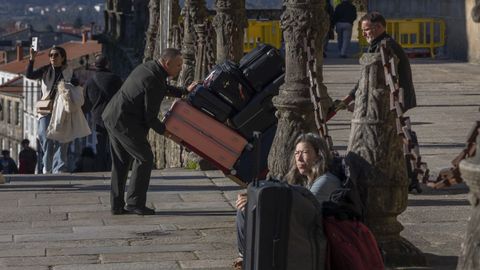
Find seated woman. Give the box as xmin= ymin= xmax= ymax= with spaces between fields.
xmin=233 ymin=133 xmax=342 ymax=269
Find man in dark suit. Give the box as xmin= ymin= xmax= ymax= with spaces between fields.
xmin=102 ymin=48 xmax=196 ymax=215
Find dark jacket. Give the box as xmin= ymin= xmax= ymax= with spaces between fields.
xmin=84 ymin=68 xmax=123 ymax=128
xmin=333 ymin=1 xmax=357 ymax=25
xmin=0 ymin=157 xmax=18 ymax=174
xmin=19 ymin=147 xmax=37 ymax=174
xmin=102 ymin=60 xmax=187 ymax=138
xmin=349 ymin=32 xmax=417 ymax=111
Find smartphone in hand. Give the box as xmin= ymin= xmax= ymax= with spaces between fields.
xmin=31 ymin=37 xmax=38 ymax=52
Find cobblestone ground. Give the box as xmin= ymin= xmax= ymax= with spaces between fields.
xmin=0 ymin=54 xmax=478 ymax=269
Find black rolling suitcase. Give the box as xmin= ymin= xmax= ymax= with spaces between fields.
xmin=228 ymin=125 xmax=276 ymax=185
xmin=204 ymin=61 xmax=255 ymax=111
xmin=231 ymin=74 xmax=284 ymax=139
xmin=187 ymin=85 xmax=234 ymax=123
xmin=244 ymin=133 xmax=327 ymax=270
xmin=239 ymin=44 xmax=284 ymax=92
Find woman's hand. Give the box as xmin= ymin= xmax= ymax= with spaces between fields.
xmin=236 ymin=192 xmax=248 ymax=211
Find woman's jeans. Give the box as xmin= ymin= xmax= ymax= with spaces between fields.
xmin=38 ymin=114 xmax=69 ymax=173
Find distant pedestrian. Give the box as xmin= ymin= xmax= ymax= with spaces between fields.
xmin=18 ymin=139 xmax=37 ymax=174
xmin=333 ymin=0 xmax=357 ymax=58
xmin=102 ymin=48 xmax=198 ymax=215
xmin=324 ymin=0 xmax=335 ymax=57
xmin=73 ymin=147 xmax=96 ymax=173
xmin=83 ymin=54 xmax=123 ymax=172
xmin=0 ymin=150 xmax=18 ymax=174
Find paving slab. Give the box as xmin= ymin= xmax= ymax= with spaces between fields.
xmin=0 ymin=58 xmax=478 ymax=270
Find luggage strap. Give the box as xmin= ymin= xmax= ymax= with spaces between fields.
xmin=304 ymin=37 xmax=334 ymax=151
xmin=379 ymin=40 xmax=431 ymax=192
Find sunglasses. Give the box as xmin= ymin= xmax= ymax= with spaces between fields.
xmin=49 ymin=53 xmax=60 ymax=58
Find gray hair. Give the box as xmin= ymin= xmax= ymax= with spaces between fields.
xmin=159 ymin=48 xmax=182 ymax=62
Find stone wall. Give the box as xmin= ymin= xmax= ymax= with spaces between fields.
xmin=368 ymin=0 xmax=468 ymax=61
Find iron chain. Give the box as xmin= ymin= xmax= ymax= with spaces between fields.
xmin=379 ymin=40 xmax=430 ymax=192
xmin=305 ymin=37 xmax=334 ymax=151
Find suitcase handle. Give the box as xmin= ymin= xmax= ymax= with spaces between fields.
xmin=252 ymin=131 xmax=262 ymax=187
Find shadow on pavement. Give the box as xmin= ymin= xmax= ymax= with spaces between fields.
xmin=408 ymin=199 xmax=470 ymax=207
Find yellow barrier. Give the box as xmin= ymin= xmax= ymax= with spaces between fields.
xmin=243 ymin=20 xmax=282 ymax=53
xmin=358 ymin=18 xmax=446 ymax=58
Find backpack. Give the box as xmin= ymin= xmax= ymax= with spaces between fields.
xmin=323 ymin=216 xmax=384 ymax=270
xmin=322 ymin=153 xmax=367 ymax=222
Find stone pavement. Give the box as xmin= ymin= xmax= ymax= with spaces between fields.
xmin=0 ymin=55 xmax=479 ymax=269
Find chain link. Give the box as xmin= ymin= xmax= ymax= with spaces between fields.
xmin=379 ymin=40 xmax=430 ymax=193
xmin=433 ymin=121 xmax=479 ymax=188
xmin=304 ymin=37 xmax=334 ymax=151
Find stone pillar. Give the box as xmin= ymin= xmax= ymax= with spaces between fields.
xmin=457 ymin=10 xmax=480 ymax=268
xmin=473 ymin=0 xmax=480 ymax=22
xmin=347 ymin=53 xmax=426 ymax=267
xmin=457 ymin=133 xmax=480 ymax=270
xmin=194 ymin=24 xmax=208 ymax=81
xmin=213 ymin=0 xmax=247 ymax=63
xmin=177 ymin=0 xmax=207 ymax=87
xmin=268 ymin=0 xmax=331 ymax=178
xmin=144 ymin=0 xmax=160 ymax=61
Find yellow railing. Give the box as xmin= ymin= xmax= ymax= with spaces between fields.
xmin=358 ymin=18 xmax=446 ymax=58
xmin=243 ymin=19 xmax=282 ymax=53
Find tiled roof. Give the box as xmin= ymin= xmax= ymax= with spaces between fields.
xmin=0 ymin=75 xmax=23 ymax=96
xmin=0 ymin=40 xmax=101 ymax=75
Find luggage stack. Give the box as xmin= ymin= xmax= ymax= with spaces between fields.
xmin=163 ymin=44 xmax=285 ymax=186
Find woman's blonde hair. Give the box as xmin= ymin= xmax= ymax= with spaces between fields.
xmin=285 ymin=133 xmax=332 ymax=186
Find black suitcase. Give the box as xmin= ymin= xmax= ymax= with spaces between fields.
xmin=187 ymin=85 xmax=234 ymax=123
xmin=244 ymin=134 xmax=327 ymax=270
xmin=239 ymin=44 xmax=284 ymax=92
xmin=231 ymin=74 xmax=284 ymax=139
xmin=204 ymin=61 xmax=255 ymax=111
xmin=229 ymin=125 xmax=277 ymax=185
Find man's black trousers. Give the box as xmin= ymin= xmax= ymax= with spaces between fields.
xmin=107 ymin=128 xmax=154 ymax=210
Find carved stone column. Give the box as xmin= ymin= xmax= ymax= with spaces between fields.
xmin=194 ymin=24 xmax=208 ymax=81
xmin=473 ymin=0 xmax=480 ymax=22
xmin=347 ymin=53 xmax=426 ymax=267
xmin=143 ymin=0 xmax=159 ymax=61
xmin=213 ymin=0 xmax=247 ymax=63
xmin=456 ymin=9 xmax=480 ymax=268
xmin=457 ymin=134 xmax=480 ymax=269
xmin=268 ymin=0 xmax=331 ymax=178
xmin=177 ymin=0 xmax=207 ymax=87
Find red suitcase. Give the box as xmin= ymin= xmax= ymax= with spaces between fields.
xmin=163 ymin=100 xmax=248 ymax=183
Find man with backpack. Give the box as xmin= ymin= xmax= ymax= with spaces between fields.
xmin=83 ymin=54 xmax=123 ymax=172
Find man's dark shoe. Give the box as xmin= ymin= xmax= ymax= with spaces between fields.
xmin=124 ymin=205 xmax=156 ymax=215
xmin=111 ymin=208 xmax=127 ymax=215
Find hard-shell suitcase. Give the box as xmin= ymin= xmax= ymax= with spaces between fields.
xmin=163 ymin=100 xmax=248 ymax=175
xmin=187 ymin=85 xmax=234 ymax=123
xmin=239 ymin=44 xmax=284 ymax=92
xmin=228 ymin=125 xmax=277 ymax=185
xmin=243 ymin=133 xmax=327 ymax=270
xmin=231 ymin=74 xmax=284 ymax=139
xmin=204 ymin=61 xmax=254 ymax=111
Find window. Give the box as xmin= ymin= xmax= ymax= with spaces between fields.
xmin=0 ymin=98 xmax=3 ymax=121
xmin=15 ymin=102 xmax=20 ymax=126
xmin=7 ymin=100 xmax=11 ymax=124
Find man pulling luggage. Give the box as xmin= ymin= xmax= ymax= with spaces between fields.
xmin=102 ymin=48 xmax=197 ymax=215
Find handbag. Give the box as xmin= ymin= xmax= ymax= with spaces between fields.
xmin=36 ymin=99 xmax=54 ymax=114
